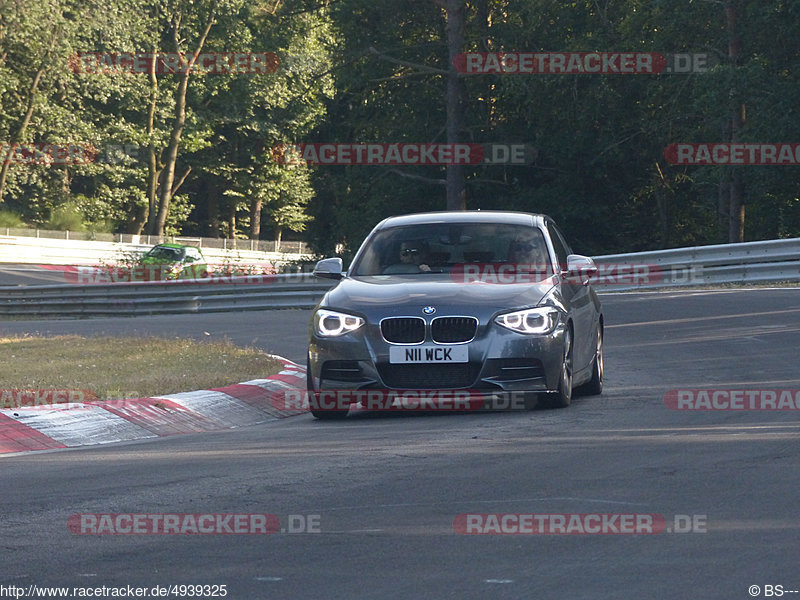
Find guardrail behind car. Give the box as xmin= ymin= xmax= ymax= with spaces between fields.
xmin=594 ymin=237 xmax=800 ymax=290
xmin=1 ymin=237 xmax=798 ymax=316
xmin=0 ymin=273 xmax=335 ymax=317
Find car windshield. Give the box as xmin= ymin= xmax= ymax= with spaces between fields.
xmin=145 ymin=246 xmax=184 ymax=261
xmin=350 ymin=222 xmax=551 ymax=276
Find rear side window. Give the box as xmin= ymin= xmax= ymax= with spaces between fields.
xmin=185 ymin=248 xmax=203 ymax=262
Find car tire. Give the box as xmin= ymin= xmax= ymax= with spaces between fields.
xmin=580 ymin=325 xmax=603 ymax=396
xmin=545 ymin=325 xmax=573 ymax=408
xmin=307 ymin=358 xmax=349 ymax=420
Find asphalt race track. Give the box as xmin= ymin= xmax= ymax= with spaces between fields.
xmin=1 ymin=288 xmax=799 ymax=599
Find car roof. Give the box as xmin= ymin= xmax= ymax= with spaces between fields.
xmin=152 ymin=243 xmax=195 ymax=250
xmin=373 ymin=211 xmax=547 ymax=230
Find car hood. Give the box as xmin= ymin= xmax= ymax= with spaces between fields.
xmin=320 ymin=274 xmax=557 ymax=319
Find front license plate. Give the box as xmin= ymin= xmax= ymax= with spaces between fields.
xmin=389 ymin=345 xmax=469 ymax=364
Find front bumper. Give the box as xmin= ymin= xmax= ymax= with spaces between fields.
xmin=308 ymin=317 xmax=566 ymax=398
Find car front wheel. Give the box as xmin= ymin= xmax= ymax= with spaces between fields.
xmin=545 ymin=326 xmax=573 ymax=408
xmin=580 ymin=325 xmax=603 ymax=396
xmin=307 ymin=358 xmax=349 ymax=420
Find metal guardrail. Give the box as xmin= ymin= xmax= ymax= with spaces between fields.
xmin=0 ymin=274 xmax=335 ymax=317
xmin=0 ymin=238 xmax=798 ymax=317
xmin=594 ymin=237 xmax=800 ymax=290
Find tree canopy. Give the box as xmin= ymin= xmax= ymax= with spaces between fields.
xmin=1 ymin=0 xmax=797 ymax=255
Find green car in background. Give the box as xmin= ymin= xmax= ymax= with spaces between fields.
xmin=140 ymin=243 xmax=208 ymax=280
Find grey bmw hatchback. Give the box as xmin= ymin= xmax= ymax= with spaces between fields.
xmin=307 ymin=211 xmax=603 ymax=419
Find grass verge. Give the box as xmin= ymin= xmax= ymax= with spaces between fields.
xmin=0 ymin=335 xmax=284 ymax=401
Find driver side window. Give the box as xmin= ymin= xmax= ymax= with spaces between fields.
xmin=547 ymin=224 xmax=570 ymax=272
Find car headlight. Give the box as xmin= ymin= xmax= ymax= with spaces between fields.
xmin=314 ymin=309 xmax=365 ymax=337
xmin=495 ymin=306 xmax=560 ymax=335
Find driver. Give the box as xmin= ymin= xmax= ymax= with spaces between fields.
xmin=383 ymin=241 xmax=431 ymax=273
xmin=398 ymin=242 xmax=431 ymax=272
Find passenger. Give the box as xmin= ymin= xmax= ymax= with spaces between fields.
xmin=507 ymin=238 xmax=549 ymax=281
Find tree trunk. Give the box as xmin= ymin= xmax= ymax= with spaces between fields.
xmin=127 ymin=201 xmax=148 ymax=234
xmin=0 ymin=62 xmax=47 ymax=203
xmin=250 ymin=197 xmax=262 ymax=240
xmin=228 ymin=201 xmax=236 ymax=242
xmin=144 ymin=47 xmax=161 ymax=235
xmin=153 ymin=69 xmax=190 ymax=235
xmin=152 ymin=4 xmax=219 ymax=235
xmin=717 ymin=171 xmax=730 ymax=243
xmin=655 ymin=189 xmax=668 ymax=248
xmin=726 ymin=2 xmax=745 ymax=243
xmin=729 ymin=166 xmax=745 ymax=242
xmin=441 ymin=0 xmax=466 ymax=211
xmin=207 ymin=185 xmax=219 ymax=237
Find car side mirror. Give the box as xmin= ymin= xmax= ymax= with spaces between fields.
xmin=313 ymin=257 xmax=344 ymax=280
xmin=565 ymin=254 xmax=597 ymax=285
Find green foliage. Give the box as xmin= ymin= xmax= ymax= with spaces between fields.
xmin=0 ymin=210 xmax=27 ymax=228
xmin=0 ymin=0 xmax=798 ymax=251
xmin=299 ymin=0 xmax=800 ymax=253
xmin=46 ymin=201 xmax=86 ymax=231
xmin=164 ymin=194 xmax=194 ymax=236
xmin=0 ymin=0 xmax=332 ymax=240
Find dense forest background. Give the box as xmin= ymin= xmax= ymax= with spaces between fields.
xmin=0 ymin=0 xmax=798 ymax=257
